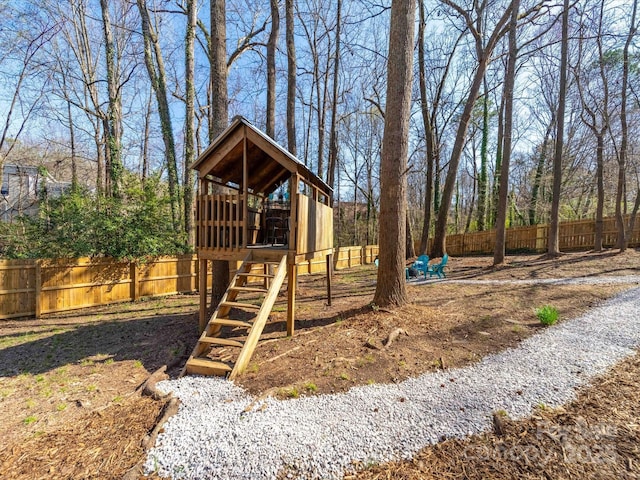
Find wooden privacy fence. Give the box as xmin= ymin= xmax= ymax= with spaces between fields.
xmin=428 ymin=214 xmax=640 ymax=256
xmin=0 ymin=246 xmax=380 ymax=320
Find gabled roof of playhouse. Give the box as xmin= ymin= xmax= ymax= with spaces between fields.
xmin=192 ymin=116 xmax=332 ymax=197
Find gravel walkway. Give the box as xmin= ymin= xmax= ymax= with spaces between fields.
xmin=145 ymin=285 xmax=640 ymax=480
xmin=411 ymin=274 xmax=640 ymax=285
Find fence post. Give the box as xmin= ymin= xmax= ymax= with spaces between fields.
xmin=34 ymin=260 xmax=42 ymax=319
xmin=194 ymin=256 xmax=199 ymax=291
xmin=130 ymin=261 xmax=139 ymax=301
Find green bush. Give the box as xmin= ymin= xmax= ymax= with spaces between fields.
xmin=536 ymin=305 xmax=559 ymax=326
xmin=0 ymin=174 xmax=191 ymax=260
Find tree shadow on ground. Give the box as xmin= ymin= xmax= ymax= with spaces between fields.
xmin=0 ymin=312 xmax=200 ymax=377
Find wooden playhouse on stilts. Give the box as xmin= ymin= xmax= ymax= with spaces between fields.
xmin=183 ymin=117 xmax=334 ymax=379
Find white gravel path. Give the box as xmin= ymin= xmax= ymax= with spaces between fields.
xmin=411 ymin=274 xmax=640 ymax=285
xmin=144 ymin=284 xmax=640 ymax=480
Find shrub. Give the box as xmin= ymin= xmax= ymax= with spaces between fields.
xmin=536 ymin=305 xmax=559 ymax=326
xmin=0 ymin=174 xmax=191 ymax=260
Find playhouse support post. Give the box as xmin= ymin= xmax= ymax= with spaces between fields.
xmin=199 ymin=258 xmax=208 ymax=333
xmin=286 ymin=262 xmax=296 ymax=336
xmin=326 ymin=252 xmax=333 ymax=306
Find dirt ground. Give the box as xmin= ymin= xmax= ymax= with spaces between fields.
xmin=1 ymin=250 xmax=639 ymax=479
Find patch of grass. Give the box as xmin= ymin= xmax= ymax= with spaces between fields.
xmin=304 ymin=382 xmax=318 ymax=393
xmin=86 ymin=384 xmax=97 ymax=392
xmin=40 ymin=387 xmax=53 ymax=398
xmin=339 ymin=372 xmax=350 ymax=381
xmin=104 ymin=358 xmax=114 ymax=365
xmin=56 ymin=403 xmax=67 ymax=412
xmin=367 ymin=379 xmax=375 ymax=385
xmin=25 ymin=399 xmax=36 ymax=409
xmin=23 ymin=415 xmax=37 ymax=425
xmin=112 ymin=395 xmax=123 ymax=403
xmin=398 ymin=360 xmax=407 ymax=368
xmin=0 ymin=388 xmax=14 ymax=399
xmin=286 ymin=387 xmax=299 ymax=398
xmin=536 ymin=305 xmax=559 ymax=326
xmin=133 ymin=360 xmax=143 ymax=368
xmin=80 ymin=359 xmax=95 ymax=367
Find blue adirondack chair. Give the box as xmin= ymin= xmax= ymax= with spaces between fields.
xmin=411 ymin=254 xmax=429 ymax=278
xmin=427 ymin=253 xmax=449 ymax=278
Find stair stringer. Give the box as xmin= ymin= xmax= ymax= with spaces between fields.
xmin=228 ymin=254 xmax=287 ymax=380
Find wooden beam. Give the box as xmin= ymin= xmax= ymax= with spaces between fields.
xmin=326 ymin=253 xmax=333 ymax=306
xmin=286 ymin=262 xmax=296 ymax=336
xmin=289 ymin=174 xmax=299 ymax=249
xmin=195 ymin=128 xmax=244 ymax=177
xmin=199 ymin=258 xmax=208 ymax=333
xmin=243 ymin=129 xmax=248 ymax=248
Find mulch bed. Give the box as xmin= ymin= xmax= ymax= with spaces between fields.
xmin=354 ymin=351 xmax=640 ymax=479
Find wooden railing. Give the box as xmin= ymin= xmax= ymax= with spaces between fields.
xmin=197 ymin=194 xmax=254 ymax=251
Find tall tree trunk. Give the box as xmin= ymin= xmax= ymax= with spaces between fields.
xmin=620 ymin=0 xmax=637 ymax=250
xmin=477 ymin=79 xmax=489 ymax=231
xmin=285 ymin=0 xmax=297 ymax=155
xmin=266 ymin=0 xmax=279 ymax=138
xmin=373 ymin=0 xmax=416 ymax=307
xmin=99 ymin=0 xmax=123 ymax=198
xmin=137 ymin=0 xmax=180 ymax=232
xmin=491 ymin=82 xmax=505 ymax=228
xmin=548 ymin=0 xmax=569 ymax=256
xmin=184 ymin=0 xmax=197 ymax=245
xmin=594 ymin=133 xmax=605 ymax=251
xmin=210 ymin=0 xmax=230 ymax=308
xmin=326 ymin=0 xmax=342 ymax=189
xmin=418 ymin=0 xmax=434 ymax=255
xmin=142 ymin=91 xmax=152 ymax=183
xmin=406 ymin=212 xmax=416 ymax=259
xmin=529 ymin=113 xmax=555 ymax=225
xmin=210 ymin=0 xmax=228 ymax=139
xmin=494 ymin=0 xmax=520 ymax=265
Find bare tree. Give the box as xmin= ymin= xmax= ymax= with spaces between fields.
xmin=137 ymin=0 xmax=180 ymax=232
xmin=326 ymin=0 xmax=342 ymax=189
xmin=210 ymin=0 xmax=230 ymax=309
xmin=266 ymin=0 xmax=279 ymax=138
xmin=210 ymin=0 xmax=228 ymax=140
xmin=431 ymin=0 xmax=515 ymax=257
xmin=494 ymin=0 xmax=520 ymax=265
xmin=619 ymin=0 xmax=638 ymax=250
xmin=184 ymin=0 xmax=198 ymax=244
xmin=548 ymin=0 xmax=570 ymax=256
xmin=99 ymin=0 xmax=123 ymax=198
xmin=285 ymin=0 xmax=297 ymax=155
xmin=574 ymin=0 xmax=611 ymax=252
xmin=373 ymin=0 xmax=416 ymax=307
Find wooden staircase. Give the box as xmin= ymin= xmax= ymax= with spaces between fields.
xmin=182 ymin=252 xmax=288 ymax=380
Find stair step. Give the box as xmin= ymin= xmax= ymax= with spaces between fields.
xmin=237 ymin=272 xmax=274 ymax=278
xmin=198 ymin=337 xmax=244 ymax=348
xmin=221 ymin=301 xmax=261 ymax=310
xmin=211 ymin=318 xmax=253 ymax=329
xmin=229 ymin=286 xmax=269 ymax=293
xmin=185 ymin=357 xmax=232 ymax=376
